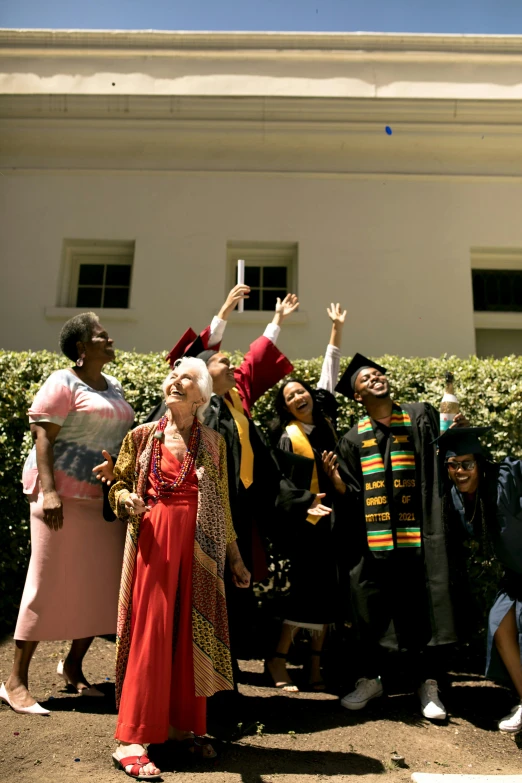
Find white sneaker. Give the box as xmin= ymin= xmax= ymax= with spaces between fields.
xmin=498 ymin=703 xmax=522 ymax=733
xmin=340 ymin=677 xmax=383 ymax=711
xmin=418 ymin=679 xmax=447 ymax=721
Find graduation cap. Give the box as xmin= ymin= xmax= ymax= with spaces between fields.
xmin=165 ymin=328 xmax=214 ymax=367
xmin=335 ymin=353 xmax=387 ymax=400
xmin=436 ymin=426 xmax=491 ymax=460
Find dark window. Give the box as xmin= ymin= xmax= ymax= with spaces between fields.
xmin=472 ymin=270 xmax=522 ymax=312
xmin=76 ymin=263 xmax=131 ymax=309
xmin=237 ymin=263 xmax=288 ymax=311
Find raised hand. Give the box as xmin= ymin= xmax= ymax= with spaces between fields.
xmin=450 ymin=412 xmax=471 ymax=429
xmin=322 ymin=451 xmax=346 ymax=494
xmin=273 ymin=293 xmax=299 ymax=326
xmin=92 ymin=450 xmax=115 ymax=486
xmin=218 ymin=284 xmax=251 ymax=320
xmin=327 ymin=302 xmax=347 ymax=326
xmin=307 ymin=492 xmax=332 ymax=518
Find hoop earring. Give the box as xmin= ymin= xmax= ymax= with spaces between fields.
xmin=76 ymin=353 xmax=85 ymax=368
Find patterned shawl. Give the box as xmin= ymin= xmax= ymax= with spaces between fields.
xmin=109 ymin=421 xmax=236 ymax=706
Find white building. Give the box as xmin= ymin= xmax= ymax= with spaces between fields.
xmin=1 ymin=29 xmax=522 ymax=359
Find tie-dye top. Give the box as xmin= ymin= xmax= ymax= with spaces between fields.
xmin=22 ymin=369 xmax=134 ymax=499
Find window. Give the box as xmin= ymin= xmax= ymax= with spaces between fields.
xmin=57 ymin=240 xmax=135 ymax=309
xmin=472 ymin=270 xmax=522 ymax=312
xmin=471 ymin=248 xmax=522 ymax=357
xmin=227 ymin=241 xmax=298 ymax=312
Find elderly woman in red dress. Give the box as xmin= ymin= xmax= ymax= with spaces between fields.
xmin=109 ymin=357 xmax=250 ymax=779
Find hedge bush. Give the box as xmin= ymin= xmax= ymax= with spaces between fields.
xmin=1 ymin=349 xmax=522 ymax=639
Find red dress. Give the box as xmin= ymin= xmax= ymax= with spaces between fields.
xmin=115 ymin=445 xmax=206 ymax=744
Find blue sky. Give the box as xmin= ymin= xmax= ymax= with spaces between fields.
xmin=1 ymin=0 xmax=522 ymax=35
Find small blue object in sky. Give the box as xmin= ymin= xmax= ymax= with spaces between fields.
xmin=385 ymin=126 xmax=393 ymax=135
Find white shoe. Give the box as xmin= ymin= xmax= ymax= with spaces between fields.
xmin=418 ymin=679 xmax=447 ymax=720
xmin=0 ymin=682 xmax=50 ymax=715
xmin=498 ymin=703 xmax=522 ymax=733
xmin=340 ymin=677 xmax=383 ymax=711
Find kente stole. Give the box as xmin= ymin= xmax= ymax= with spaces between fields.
xmin=285 ymin=420 xmax=320 ymax=526
xmin=354 ymin=404 xmax=421 ymax=555
xmin=224 ymin=387 xmax=254 ymax=489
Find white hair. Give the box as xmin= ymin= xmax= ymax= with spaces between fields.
xmin=162 ymin=356 xmax=213 ymax=422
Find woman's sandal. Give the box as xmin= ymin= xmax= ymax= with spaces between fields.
xmin=112 ymin=753 xmax=162 ymax=780
xmin=308 ymin=650 xmax=326 ymax=692
xmin=264 ymin=652 xmax=299 ymax=692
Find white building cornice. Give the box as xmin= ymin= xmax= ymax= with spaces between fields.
xmin=2 ymin=28 xmax=522 ymax=57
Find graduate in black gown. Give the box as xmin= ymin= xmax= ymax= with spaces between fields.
xmin=266 ymin=304 xmax=345 ymax=692
xmin=439 ymin=426 xmax=522 ymax=733
xmin=323 ymin=354 xmax=468 ymax=721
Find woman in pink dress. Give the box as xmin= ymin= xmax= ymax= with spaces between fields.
xmin=0 ymin=312 xmax=134 ymax=715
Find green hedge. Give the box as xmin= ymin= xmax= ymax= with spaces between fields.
xmin=1 ymin=350 xmax=521 ymax=636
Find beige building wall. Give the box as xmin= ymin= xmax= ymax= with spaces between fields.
xmin=2 ymin=30 xmax=522 ymax=359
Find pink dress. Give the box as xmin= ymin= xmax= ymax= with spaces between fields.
xmin=15 ymin=369 xmax=134 ymax=641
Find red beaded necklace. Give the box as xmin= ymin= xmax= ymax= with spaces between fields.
xmin=150 ymin=414 xmax=200 ymax=498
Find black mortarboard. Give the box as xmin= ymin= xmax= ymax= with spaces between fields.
xmin=436 ymin=426 xmax=491 ymax=460
xmin=335 ymin=353 xmax=387 ymax=400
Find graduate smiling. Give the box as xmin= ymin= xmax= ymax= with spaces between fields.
xmin=323 ymin=353 xmax=469 ymax=722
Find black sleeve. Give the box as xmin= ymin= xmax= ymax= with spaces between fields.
xmin=315 ymin=388 xmax=339 ymax=429
xmin=335 ymin=434 xmax=363 ymax=497
xmin=143 ymin=399 xmax=166 ymax=423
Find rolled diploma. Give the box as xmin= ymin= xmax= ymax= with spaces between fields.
xmin=237 ymin=259 xmax=245 ymax=313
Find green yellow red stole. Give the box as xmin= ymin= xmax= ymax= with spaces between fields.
xmin=354 ymin=403 xmax=421 ymax=556
xmin=285 ymin=420 xmax=320 ymax=526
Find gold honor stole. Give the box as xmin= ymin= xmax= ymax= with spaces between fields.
xmin=357 ymin=404 xmax=421 ymax=554
xmin=224 ymin=388 xmax=254 ymax=489
xmin=285 ymin=420 xmax=321 ymax=526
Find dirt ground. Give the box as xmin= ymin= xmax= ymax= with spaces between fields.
xmin=1 ymin=635 xmax=522 ymax=783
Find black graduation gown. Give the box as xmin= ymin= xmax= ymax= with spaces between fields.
xmin=274 ymin=403 xmax=339 ymax=626
xmin=335 ymin=401 xmax=457 ymax=653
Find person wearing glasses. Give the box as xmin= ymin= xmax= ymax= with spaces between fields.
xmin=439 ymin=426 xmax=522 ymax=734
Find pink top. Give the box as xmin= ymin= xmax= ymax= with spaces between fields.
xmin=23 ymin=369 xmax=134 ymax=499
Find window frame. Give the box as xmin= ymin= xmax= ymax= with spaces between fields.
xmin=57 ymin=239 xmax=135 ymax=309
xmin=471 ymin=247 xmax=522 ymax=330
xmin=226 ymin=241 xmax=298 ymax=313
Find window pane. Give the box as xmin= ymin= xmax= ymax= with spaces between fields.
xmin=473 ymin=270 xmax=522 ymax=312
xmin=244 ymin=289 xmax=260 ymax=311
xmin=76 ymin=287 xmax=103 ymax=307
xmin=262 ymin=289 xmax=287 ymax=311
xmin=244 ymin=266 xmax=260 ymax=287
xmin=263 ymin=266 xmax=287 ymax=288
xmin=78 ymin=264 xmax=104 ymax=285
xmin=103 ymin=287 xmax=130 ymax=308
xmin=472 ymin=273 xmax=486 ymax=310
xmin=105 ymin=264 xmax=131 ymax=286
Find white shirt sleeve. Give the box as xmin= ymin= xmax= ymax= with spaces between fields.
xmin=208 ymin=316 xmax=227 ymax=347
xmin=318 ymin=344 xmax=341 ymax=393
xmin=263 ymin=322 xmax=281 ymax=345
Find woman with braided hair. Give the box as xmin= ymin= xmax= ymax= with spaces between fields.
xmin=439 ymin=426 xmax=522 ymax=734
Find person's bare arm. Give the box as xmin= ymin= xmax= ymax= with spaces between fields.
xmin=31 ymin=421 xmax=63 ymax=530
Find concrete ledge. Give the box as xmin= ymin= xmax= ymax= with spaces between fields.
xmin=45 ymin=307 xmax=138 ymax=322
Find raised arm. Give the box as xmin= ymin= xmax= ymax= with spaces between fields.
xmin=318 ymin=303 xmax=346 ymax=393
xmin=233 ymin=294 xmax=297 ymax=412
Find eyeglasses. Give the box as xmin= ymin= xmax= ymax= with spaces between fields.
xmin=446 ymin=460 xmax=477 ymax=472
